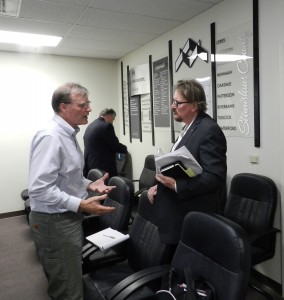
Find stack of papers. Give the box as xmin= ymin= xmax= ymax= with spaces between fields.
xmin=155 ymin=146 xmax=202 ymax=178
xmin=86 ymin=227 xmax=130 ymax=251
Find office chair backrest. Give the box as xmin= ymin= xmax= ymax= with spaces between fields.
xmin=99 ymin=176 xmax=134 ymax=232
xmin=138 ymin=154 xmax=156 ymax=190
xmin=87 ymin=168 xmax=107 ymax=197
xmin=224 ymin=173 xmax=278 ymax=265
xmin=127 ymin=190 xmax=176 ymax=271
xmin=170 ymin=211 xmax=251 ymax=300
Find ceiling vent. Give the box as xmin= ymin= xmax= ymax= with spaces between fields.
xmin=0 ymin=0 xmax=22 ymax=17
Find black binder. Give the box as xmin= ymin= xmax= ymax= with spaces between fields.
xmin=160 ymin=161 xmax=189 ymax=179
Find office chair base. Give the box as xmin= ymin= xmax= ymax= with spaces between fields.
xmin=249 ymin=283 xmax=273 ymax=300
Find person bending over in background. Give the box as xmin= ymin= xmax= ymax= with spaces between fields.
xmin=147 ymin=79 xmax=227 ymax=245
xmin=28 ymin=83 xmax=116 ymax=300
xmin=83 ymin=108 xmax=128 ymax=178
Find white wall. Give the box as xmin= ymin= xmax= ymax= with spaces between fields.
xmin=117 ymin=0 xmax=283 ymax=290
xmin=0 ymin=52 xmax=117 ymax=214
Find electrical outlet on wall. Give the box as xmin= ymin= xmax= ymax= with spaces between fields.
xmin=249 ymin=154 xmax=259 ymax=164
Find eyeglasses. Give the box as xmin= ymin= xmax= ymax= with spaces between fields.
xmin=77 ymin=101 xmax=91 ymax=109
xmin=172 ymin=99 xmax=190 ymax=107
xmin=64 ymin=101 xmax=91 ymax=108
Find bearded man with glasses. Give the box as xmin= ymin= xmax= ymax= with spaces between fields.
xmin=147 ymin=79 xmax=227 ymax=245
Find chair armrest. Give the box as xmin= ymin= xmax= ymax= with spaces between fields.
xmin=134 ymin=188 xmax=148 ymax=198
xmin=106 ymin=265 xmax=170 ymax=300
xmin=249 ymin=227 xmax=280 ymax=244
xmin=82 ymin=242 xmax=99 ymax=259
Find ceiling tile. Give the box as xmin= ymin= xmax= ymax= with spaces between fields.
xmin=79 ymin=8 xmax=181 ymax=34
xmin=0 ymin=0 xmax=223 ymax=59
xmin=19 ymin=0 xmax=85 ymax=23
xmin=68 ymin=25 xmax=157 ymax=44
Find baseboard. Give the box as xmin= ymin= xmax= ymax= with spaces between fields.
xmin=0 ymin=210 xmax=26 ymax=219
xmin=251 ymin=268 xmax=282 ymax=296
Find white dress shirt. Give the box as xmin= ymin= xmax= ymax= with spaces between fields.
xmin=171 ymin=118 xmax=195 ymax=152
xmin=28 ymin=114 xmax=91 ymax=214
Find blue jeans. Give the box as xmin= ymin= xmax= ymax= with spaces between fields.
xmin=29 ymin=211 xmax=84 ymax=300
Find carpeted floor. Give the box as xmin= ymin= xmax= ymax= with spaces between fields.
xmin=0 ymin=215 xmax=49 ymax=300
xmin=0 ymin=215 xmax=283 ymax=300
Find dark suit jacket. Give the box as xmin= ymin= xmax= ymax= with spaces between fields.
xmin=83 ymin=117 xmax=127 ymax=178
xmin=154 ymin=112 xmax=227 ymax=244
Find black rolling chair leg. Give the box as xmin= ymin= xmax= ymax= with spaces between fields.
xmin=250 ymin=283 xmax=273 ymax=300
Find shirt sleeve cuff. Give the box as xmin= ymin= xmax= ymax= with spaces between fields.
xmin=67 ymin=196 xmax=81 ymax=212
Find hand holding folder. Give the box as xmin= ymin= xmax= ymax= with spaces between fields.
xmin=160 ymin=161 xmax=192 ymax=179
xmin=155 ymin=146 xmax=202 ymax=179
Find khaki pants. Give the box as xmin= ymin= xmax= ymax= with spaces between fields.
xmin=30 ymin=211 xmax=84 ymax=300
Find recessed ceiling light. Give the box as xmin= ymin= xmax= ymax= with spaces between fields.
xmin=0 ymin=30 xmax=62 ymax=47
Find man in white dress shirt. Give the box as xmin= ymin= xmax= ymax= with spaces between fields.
xmin=28 ymin=83 xmax=116 ymax=300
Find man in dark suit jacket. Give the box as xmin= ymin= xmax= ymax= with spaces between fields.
xmin=83 ymin=108 xmax=128 ymax=178
xmin=147 ymin=79 xmax=227 ymax=244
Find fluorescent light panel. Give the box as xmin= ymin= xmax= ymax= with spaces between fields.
xmin=0 ymin=30 xmax=62 ymax=47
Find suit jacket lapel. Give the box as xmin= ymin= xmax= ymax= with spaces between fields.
xmin=175 ymin=113 xmax=203 ymax=150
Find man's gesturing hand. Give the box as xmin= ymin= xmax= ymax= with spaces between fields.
xmin=79 ymin=194 xmax=116 ymax=215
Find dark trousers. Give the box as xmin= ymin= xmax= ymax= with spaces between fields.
xmin=29 ymin=211 xmax=84 ymax=300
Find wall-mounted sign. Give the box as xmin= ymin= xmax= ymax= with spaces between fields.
xmin=153 ymin=57 xmax=170 ymax=128
xmin=130 ymin=63 xmax=150 ymax=96
xmin=216 ymin=21 xmax=254 ymax=138
xmin=129 ymin=95 xmax=142 ymax=140
xmin=175 ymin=38 xmax=208 ymax=72
xmin=141 ymin=94 xmax=152 ymax=132
xmin=197 ymin=77 xmax=213 ymax=118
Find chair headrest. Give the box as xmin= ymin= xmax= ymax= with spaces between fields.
xmin=230 ymin=173 xmax=277 ymax=202
xmin=87 ymin=168 xmax=106 ymax=182
xmin=181 ymin=212 xmax=251 ymax=273
xmin=144 ymin=155 xmax=156 ymax=171
xmin=107 ymin=176 xmax=134 ymax=205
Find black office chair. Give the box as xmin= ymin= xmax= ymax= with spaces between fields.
xmin=92 ymin=211 xmax=251 ymax=300
xmin=83 ymin=190 xmax=176 ymax=300
xmin=223 ymin=173 xmax=280 ymax=300
xmin=20 ymin=188 xmax=30 ymax=223
xmin=20 ymin=188 xmax=29 ymax=201
xmin=82 ymin=176 xmax=134 ymax=273
xmin=87 ymin=168 xmax=107 ymax=181
xmin=158 ymin=211 xmax=251 ymax=300
xmin=130 ymin=154 xmax=156 ymax=221
xmin=132 ymin=154 xmax=156 ymax=193
xmin=83 ymin=168 xmax=108 ymax=233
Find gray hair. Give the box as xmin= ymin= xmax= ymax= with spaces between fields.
xmin=51 ymin=82 xmax=88 ymax=113
xmin=99 ymin=108 xmax=116 ymax=117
